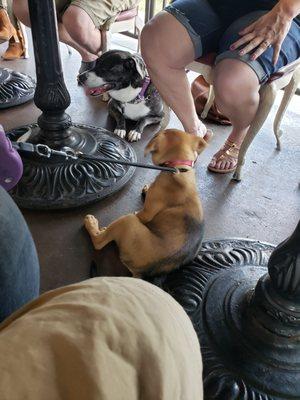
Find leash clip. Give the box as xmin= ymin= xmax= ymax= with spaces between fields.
xmin=36 ymin=144 xmax=52 ymax=158
xmin=58 ymin=147 xmax=79 ymax=160
xmin=35 ymin=145 xmax=79 ymax=160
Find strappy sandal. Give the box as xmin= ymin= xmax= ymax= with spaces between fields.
xmin=208 ymin=139 xmax=240 ymax=174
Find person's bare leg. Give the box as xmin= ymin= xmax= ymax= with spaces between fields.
xmin=141 ymin=11 xmax=206 ymax=136
xmin=209 ymin=59 xmax=260 ymax=171
xmin=14 ymin=0 xmax=99 ymax=71
xmin=14 ymin=0 xmax=100 ymax=56
xmin=62 ymin=5 xmax=101 ymax=55
xmin=58 ymin=22 xmax=97 ymax=62
xmin=13 ymin=0 xmax=30 ymax=26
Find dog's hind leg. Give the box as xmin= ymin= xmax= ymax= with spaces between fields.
xmin=84 ymin=215 xmax=111 ymax=250
xmin=128 ymin=116 xmax=163 ymax=142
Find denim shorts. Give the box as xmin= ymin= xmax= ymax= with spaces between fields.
xmin=165 ymin=0 xmax=300 ymax=83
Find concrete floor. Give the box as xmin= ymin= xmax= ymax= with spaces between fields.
xmin=0 ymin=33 xmax=299 ymax=293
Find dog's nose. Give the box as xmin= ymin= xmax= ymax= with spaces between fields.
xmin=78 ymin=72 xmax=87 ymax=86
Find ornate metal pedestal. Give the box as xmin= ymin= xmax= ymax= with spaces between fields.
xmin=0 ymin=68 xmax=35 ymax=109
xmin=162 ymin=221 xmax=300 ymax=399
xmin=8 ymin=125 xmax=136 ymax=209
xmin=7 ymin=0 xmax=136 ymax=209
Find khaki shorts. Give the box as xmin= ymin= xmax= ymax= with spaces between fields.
xmin=55 ymin=0 xmax=139 ymax=30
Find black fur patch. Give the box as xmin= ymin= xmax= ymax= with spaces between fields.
xmin=92 ymin=50 xmax=144 ymax=90
xmin=141 ymin=216 xmax=205 ymax=279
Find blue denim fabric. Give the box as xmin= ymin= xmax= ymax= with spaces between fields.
xmin=165 ymin=0 xmax=300 ymax=83
xmin=0 ymin=186 xmax=39 ymax=322
xmin=216 ymin=11 xmax=300 ymax=83
xmin=165 ymin=0 xmax=224 ymax=56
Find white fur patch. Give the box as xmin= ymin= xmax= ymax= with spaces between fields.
xmin=123 ymin=102 xmax=150 ymax=121
xmin=85 ymin=72 xmax=106 ymax=88
xmin=128 ymin=130 xmax=141 ymax=142
xmin=109 ymin=85 xmax=140 ymax=103
xmin=114 ymin=129 xmax=126 ymax=139
xmin=132 ymin=54 xmax=147 ymax=80
xmin=101 ymin=93 xmax=110 ymax=102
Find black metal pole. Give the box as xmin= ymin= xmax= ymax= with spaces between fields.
xmin=27 ymin=0 xmax=71 ymax=136
xmin=144 ymin=0 xmax=151 ymax=23
xmin=149 ymin=0 xmax=156 ymax=20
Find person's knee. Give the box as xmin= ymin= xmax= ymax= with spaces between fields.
xmin=13 ymin=0 xmax=30 ymax=26
xmin=62 ymin=6 xmax=91 ymax=48
xmin=213 ymin=59 xmax=259 ymax=108
xmin=142 ymin=12 xmax=192 ymax=71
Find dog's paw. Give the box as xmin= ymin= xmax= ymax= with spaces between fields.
xmin=128 ymin=130 xmax=141 ymax=142
xmin=101 ymin=93 xmax=110 ymax=102
xmin=142 ymin=184 xmax=149 ymax=195
xmin=84 ymin=214 xmax=98 ymax=228
xmin=114 ymin=129 xmax=126 ymax=139
xmin=141 ymin=184 xmax=149 ymax=201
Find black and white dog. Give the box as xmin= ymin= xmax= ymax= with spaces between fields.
xmin=79 ymin=50 xmax=165 ymax=142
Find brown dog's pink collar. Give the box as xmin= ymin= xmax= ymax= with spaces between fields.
xmin=162 ymin=160 xmax=194 ymax=168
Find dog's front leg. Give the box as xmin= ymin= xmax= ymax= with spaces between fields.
xmin=128 ymin=116 xmax=163 ymax=142
xmin=135 ymin=209 xmax=158 ymax=224
xmin=135 ymin=199 xmax=163 ymax=224
xmin=109 ymin=101 xmax=127 ymax=139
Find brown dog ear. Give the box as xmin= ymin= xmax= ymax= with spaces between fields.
xmin=144 ymin=132 xmax=161 ymax=155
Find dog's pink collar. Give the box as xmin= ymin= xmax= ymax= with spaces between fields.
xmin=162 ymin=160 xmax=194 ymax=169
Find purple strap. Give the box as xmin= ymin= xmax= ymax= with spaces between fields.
xmin=0 ymin=125 xmax=23 ymax=191
xmin=137 ymin=76 xmax=151 ymax=100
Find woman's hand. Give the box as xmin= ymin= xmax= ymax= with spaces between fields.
xmin=230 ymin=4 xmax=293 ymax=65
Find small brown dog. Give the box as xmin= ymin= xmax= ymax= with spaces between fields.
xmin=84 ymin=129 xmax=211 ymax=278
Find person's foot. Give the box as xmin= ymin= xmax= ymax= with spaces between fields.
xmin=78 ymin=60 xmax=97 ymax=75
xmin=187 ymin=119 xmax=208 ymax=137
xmin=77 ymin=60 xmax=97 ymax=85
xmin=208 ymin=139 xmax=240 ymax=173
xmin=197 ymin=120 xmax=208 ymax=137
xmin=0 ymin=9 xmax=15 ymax=42
xmin=2 ymin=27 xmax=26 ymax=60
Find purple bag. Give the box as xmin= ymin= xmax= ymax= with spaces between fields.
xmin=0 ymin=125 xmax=23 ymax=191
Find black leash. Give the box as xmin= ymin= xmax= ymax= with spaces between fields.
xmin=11 ymin=141 xmax=179 ymax=174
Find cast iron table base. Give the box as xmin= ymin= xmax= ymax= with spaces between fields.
xmin=7 ymin=0 xmax=137 ymax=209
xmin=7 ymin=124 xmax=136 ymax=209
xmin=0 ymin=68 xmax=35 ymax=109
xmin=161 ymin=229 xmax=300 ymax=400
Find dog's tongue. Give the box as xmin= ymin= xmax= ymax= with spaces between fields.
xmin=87 ymin=84 xmax=111 ymax=96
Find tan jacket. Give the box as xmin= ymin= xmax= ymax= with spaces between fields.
xmin=0 ymin=277 xmax=203 ymax=400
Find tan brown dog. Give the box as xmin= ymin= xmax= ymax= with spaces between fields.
xmin=84 ymin=129 xmax=211 ymax=278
